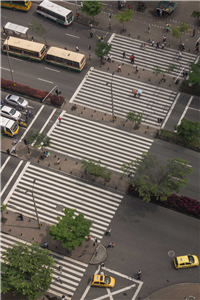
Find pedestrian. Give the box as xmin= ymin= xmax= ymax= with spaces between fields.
xmin=100 ymin=262 xmax=105 ymax=267
xmin=122 ymin=51 xmax=126 ymax=58
xmin=107 ymin=54 xmax=112 ymax=62
xmin=135 ymin=66 xmax=139 ymax=73
xmin=62 ymin=296 xmax=65 ymax=299
xmin=80 ymin=1 xmax=83 ymax=8
xmin=195 ymin=46 xmax=199 ymax=54
xmin=88 ymin=235 xmax=91 ymax=240
xmin=118 ymin=65 xmax=121 ymax=72
xmin=31 ymin=36 xmax=34 ymax=41
xmin=163 ymin=35 xmax=166 ymax=42
xmin=108 ymin=242 xmax=112 ymax=249
xmin=140 ymin=43 xmax=144 ymax=49
xmin=25 ymin=116 xmax=29 ymax=124
xmin=95 ymin=237 xmax=98 ymax=243
xmin=12 ymin=146 xmax=16 ymax=154
xmin=59 ymin=266 xmax=63 ymax=273
xmin=196 ymin=41 xmax=199 ymax=48
xmin=156 ymin=42 xmax=159 ymax=49
xmin=14 ymin=138 xmax=18 ymax=144
xmin=143 ymin=43 xmax=146 ymax=50
xmin=181 ymin=43 xmax=185 ymax=51
xmin=58 ymin=116 xmax=62 ymax=124
xmin=108 ymin=228 xmax=111 ymax=236
xmin=193 ymin=29 xmax=195 ymax=37
xmin=178 ymin=51 xmax=182 ymax=59
xmin=137 ymin=270 xmax=142 ymax=280
xmin=90 ymin=31 xmax=93 ymax=38
xmin=161 ymin=43 xmax=164 ymax=49
xmin=100 ymin=36 xmax=104 ymax=43
xmin=57 ymin=158 xmax=60 ymax=165
xmin=159 ymin=9 xmax=162 ymax=17
xmin=96 ymin=35 xmax=101 ymax=42
xmin=111 ymin=243 xmax=115 ymax=248
xmin=128 ymin=5 xmax=131 ymax=9
xmin=46 ymin=151 xmax=50 ymax=157
xmin=89 ymin=23 xmax=93 ymax=30
xmin=44 ymin=241 xmax=48 ymax=249
xmin=75 ymin=45 xmax=79 ymax=52
xmin=57 ymin=277 xmax=62 ymax=284
xmin=148 ymin=25 xmax=151 ymax=33
xmin=166 ymin=25 xmax=170 ymax=32
xmin=151 ymin=39 xmax=155 ymax=47
xmin=130 ymin=54 xmax=134 ymax=64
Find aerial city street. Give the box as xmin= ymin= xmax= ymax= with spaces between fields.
xmin=1 ymin=1 xmax=200 ymax=300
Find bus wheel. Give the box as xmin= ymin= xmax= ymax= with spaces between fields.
xmin=12 ymin=7 xmax=16 ymax=10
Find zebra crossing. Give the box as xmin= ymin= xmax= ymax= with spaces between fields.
xmin=4 ymin=162 xmax=124 ymax=240
xmin=70 ymin=68 xmax=178 ymax=127
xmin=108 ymin=33 xmax=197 ymax=77
xmin=1 ymin=233 xmax=88 ymax=300
xmin=47 ymin=113 xmax=154 ymax=173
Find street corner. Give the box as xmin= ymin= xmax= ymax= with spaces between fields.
xmin=90 ymin=243 xmax=108 ymax=265
xmin=80 ymin=266 xmax=143 ymax=300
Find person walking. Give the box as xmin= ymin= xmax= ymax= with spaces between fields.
xmin=196 ymin=41 xmax=199 ymax=48
xmin=178 ymin=51 xmax=182 ymax=59
xmin=137 ymin=270 xmax=142 ymax=280
xmin=111 ymin=243 xmax=115 ymax=248
xmin=161 ymin=42 xmax=165 ymax=49
xmin=156 ymin=42 xmax=159 ymax=49
xmin=58 ymin=116 xmax=62 ymax=125
xmin=75 ymin=45 xmax=79 ymax=52
xmin=57 ymin=277 xmax=62 ymax=284
xmin=59 ymin=266 xmax=63 ymax=273
xmin=90 ymin=31 xmax=93 ymax=38
xmin=46 ymin=151 xmax=50 ymax=157
xmin=159 ymin=9 xmax=162 ymax=17
xmin=130 ymin=54 xmax=134 ymax=64
xmin=108 ymin=242 xmax=112 ymax=249
xmin=193 ymin=29 xmax=195 ymax=37
xmin=118 ymin=65 xmax=121 ymax=72
xmin=122 ymin=51 xmax=126 ymax=58
xmin=96 ymin=35 xmax=101 ymax=42
xmin=195 ymin=46 xmax=199 ymax=54
xmin=57 ymin=158 xmax=61 ymax=165
xmin=80 ymin=1 xmax=83 ymax=8
xmin=89 ymin=23 xmax=93 ymax=30
xmin=14 ymin=138 xmax=18 ymax=145
xmin=151 ymin=39 xmax=155 ymax=47
xmin=135 ymin=66 xmax=139 ymax=73
xmin=148 ymin=25 xmax=151 ymax=33
xmin=12 ymin=146 xmax=16 ymax=154
xmin=100 ymin=262 xmax=105 ymax=267
xmin=25 ymin=116 xmax=29 ymax=124
xmin=143 ymin=43 xmax=146 ymax=50
xmin=181 ymin=43 xmax=185 ymax=51
xmin=108 ymin=228 xmax=111 ymax=236
xmin=44 ymin=241 xmax=48 ymax=249
xmin=163 ymin=35 xmax=167 ymax=42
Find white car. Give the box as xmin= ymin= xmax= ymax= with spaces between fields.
xmin=5 ymin=94 xmax=28 ymax=109
xmin=0 ymin=105 xmax=21 ymax=121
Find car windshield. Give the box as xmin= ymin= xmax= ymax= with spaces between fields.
xmin=17 ymin=98 xmax=24 ymax=104
xmin=188 ymin=255 xmax=194 ymax=263
xmin=10 ymin=108 xmax=16 ymax=115
xmin=104 ymin=276 xmax=111 ymax=284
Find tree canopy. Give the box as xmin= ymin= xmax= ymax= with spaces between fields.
xmin=175 ymin=118 xmax=200 ymax=143
xmin=29 ymin=20 xmax=48 ymax=44
xmin=1 ymin=242 xmax=55 ymax=300
xmin=115 ymin=9 xmax=134 ymax=30
xmin=121 ymin=152 xmax=193 ymax=202
xmin=188 ymin=60 xmax=200 ymax=87
xmin=172 ymin=23 xmax=190 ymax=44
xmin=126 ymin=111 xmax=143 ymax=127
xmin=27 ymin=131 xmax=51 ymax=150
xmin=81 ymin=158 xmax=112 ymax=180
xmin=95 ymin=42 xmax=112 ymax=60
xmin=49 ymin=208 xmax=93 ymax=251
xmin=81 ymin=1 xmax=103 ymax=21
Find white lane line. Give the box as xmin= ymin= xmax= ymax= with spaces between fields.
xmin=65 ymin=33 xmax=80 ymax=38
xmin=0 ymin=160 xmax=23 ymax=198
xmin=46 ymin=110 xmax=66 ymax=137
xmin=0 ymin=156 xmax=11 ymax=173
xmin=19 ymin=105 xmax=44 ymax=143
xmin=93 ymin=285 xmax=136 ymax=300
xmin=45 ymin=67 xmax=60 ymax=73
xmin=177 ymin=96 xmax=193 ymax=127
xmin=188 ymin=107 xmax=200 ymax=112
xmin=107 ymin=33 xmax=116 ymax=44
xmin=1 ymin=67 xmax=14 ymax=72
xmin=80 ymin=266 xmax=100 ymax=300
xmin=3 ymin=162 xmax=30 ymax=205
xmin=2 ymin=15 xmax=7 ymax=18
xmin=38 ymin=78 xmax=53 ymax=84
xmin=106 ymin=288 xmax=114 ymax=300
xmin=161 ymin=92 xmax=180 ymax=129
xmin=31 ymin=108 xmax=57 ymax=146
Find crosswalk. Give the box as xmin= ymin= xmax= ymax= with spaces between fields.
xmin=70 ymin=68 xmax=178 ymax=127
xmin=47 ymin=113 xmax=154 ymax=173
xmin=1 ymin=233 xmax=88 ymax=300
xmin=108 ymin=33 xmax=197 ymax=77
xmin=4 ymin=162 xmax=124 ymax=240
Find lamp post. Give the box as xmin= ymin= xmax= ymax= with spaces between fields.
xmin=31 ymin=179 xmax=41 ymax=229
xmin=106 ymin=72 xmax=115 ymax=121
xmin=6 ymin=36 xmax=15 ymax=86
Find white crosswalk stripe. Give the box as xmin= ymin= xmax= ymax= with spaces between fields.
xmin=5 ymin=163 xmax=124 ymax=240
xmin=108 ymin=34 xmax=197 ymax=77
xmin=46 ymin=113 xmax=154 ymax=173
xmin=1 ymin=233 xmax=88 ymax=300
xmin=70 ymin=68 xmax=178 ymax=127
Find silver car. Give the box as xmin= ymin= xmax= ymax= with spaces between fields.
xmin=0 ymin=105 xmax=22 ymax=121
xmin=5 ymin=94 xmax=28 ymax=109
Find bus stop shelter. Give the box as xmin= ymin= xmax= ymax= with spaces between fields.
xmin=3 ymin=22 xmax=29 ymax=37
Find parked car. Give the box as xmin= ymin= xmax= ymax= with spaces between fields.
xmin=5 ymin=94 xmax=28 ymax=109
xmin=174 ymin=254 xmax=199 ymax=269
xmin=0 ymin=105 xmax=21 ymax=121
xmin=91 ymin=274 xmax=115 ymax=288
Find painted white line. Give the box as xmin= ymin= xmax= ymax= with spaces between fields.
xmin=1 ymin=160 xmax=23 ymax=198
xmin=31 ymin=108 xmax=57 ymax=146
xmin=188 ymin=107 xmax=200 ymax=112
xmin=45 ymin=67 xmax=60 ymax=73
xmin=46 ymin=110 xmax=66 ymax=137
xmin=80 ymin=266 xmax=100 ymax=300
xmin=177 ymin=96 xmax=193 ymax=127
xmin=10 ymin=57 xmax=22 ymax=62
xmin=38 ymin=78 xmax=53 ymax=84
xmin=69 ymin=67 xmax=94 ymax=103
xmin=2 ymin=15 xmax=7 ymax=18
xmin=93 ymin=285 xmax=136 ymax=300
xmin=19 ymin=105 xmax=44 ymax=143
xmin=107 ymin=33 xmax=116 ymax=44
xmin=65 ymin=33 xmax=80 ymax=38
xmin=132 ymin=282 xmax=144 ymax=300
xmin=106 ymin=287 xmax=114 ymax=300
xmin=3 ymin=162 xmax=30 ymax=205
xmin=161 ymin=93 xmax=180 ymax=129
xmin=0 ymin=156 xmax=11 ymax=173
xmin=1 ymin=67 xmax=14 ymax=72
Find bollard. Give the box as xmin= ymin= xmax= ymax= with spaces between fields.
xmin=38 ymin=160 xmax=40 ymax=163
xmin=121 ymin=177 xmax=123 ymax=179
xmin=91 ymin=114 xmax=93 ymax=117
xmin=59 ymin=167 xmax=61 ymax=170
xmin=102 ymin=118 xmax=103 ymax=120
xmin=54 ymin=154 xmax=56 ymax=157
xmin=93 ymin=179 xmax=95 ymax=182
xmin=81 ymin=111 xmax=83 ymax=114
xmin=105 ymin=113 xmax=106 ymax=116
xmin=128 ymin=73 xmax=130 ymax=76
xmin=70 ymin=171 xmax=72 ymax=174
xmin=94 ymin=110 xmax=96 ymax=113
xmin=81 ymin=175 xmax=83 ymax=178
xmin=76 ymin=162 xmax=78 ymax=164
xmin=84 ymin=107 xmax=86 ymax=109
xmin=123 ymin=124 xmax=125 ymax=127
xmin=138 ymin=76 xmax=140 ymax=78
xmin=48 ymin=164 xmax=50 ymax=167
xmin=107 ymin=67 xmax=109 ymax=70
xmin=145 ymin=131 xmax=146 ymax=134
xmin=169 ymin=84 xmax=171 ymax=87
xmin=65 ymin=158 xmax=67 ymax=161
xmin=115 ymin=186 xmax=117 ymax=190
xmin=128 ymin=33 xmax=130 ymax=36
xmin=149 ymin=78 xmax=150 ymax=81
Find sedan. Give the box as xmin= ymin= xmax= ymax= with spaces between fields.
xmin=174 ymin=254 xmax=199 ymax=269
xmin=0 ymin=105 xmax=21 ymax=121
xmin=91 ymin=274 xmax=115 ymax=288
xmin=5 ymin=94 xmax=28 ymax=109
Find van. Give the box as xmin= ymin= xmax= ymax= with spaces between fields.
xmin=0 ymin=116 xmax=19 ymax=137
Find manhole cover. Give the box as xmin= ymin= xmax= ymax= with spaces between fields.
xmin=168 ymin=250 xmax=175 ymax=257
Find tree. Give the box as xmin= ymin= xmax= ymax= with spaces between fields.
xmin=172 ymin=23 xmax=190 ymax=45
xmin=95 ymin=42 xmax=112 ymax=61
xmin=29 ymin=20 xmax=48 ymax=44
xmin=188 ymin=60 xmax=200 ymax=87
xmin=115 ymin=9 xmax=134 ymax=31
xmin=27 ymin=131 xmax=51 ymax=151
xmin=1 ymin=242 xmax=55 ymax=300
xmin=81 ymin=158 xmax=112 ymax=180
xmin=174 ymin=118 xmax=200 ymax=143
xmin=126 ymin=111 xmax=143 ymax=128
xmin=1 ymin=203 xmax=7 ymax=221
xmin=153 ymin=66 xmax=163 ymax=76
xmin=49 ymin=208 xmax=93 ymax=251
xmin=166 ymin=65 xmax=177 ymax=74
xmin=81 ymin=1 xmax=103 ymax=22
xmin=121 ymin=152 xmax=193 ymax=202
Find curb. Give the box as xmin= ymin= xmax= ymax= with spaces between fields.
xmin=89 ymin=244 xmax=108 ymax=265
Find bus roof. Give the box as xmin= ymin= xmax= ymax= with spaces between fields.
xmin=0 ymin=116 xmax=15 ymax=127
xmin=4 ymin=37 xmax=45 ymax=52
xmin=46 ymin=47 xmax=86 ymax=62
xmin=38 ymin=0 xmax=72 ymax=16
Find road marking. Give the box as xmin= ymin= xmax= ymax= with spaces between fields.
xmin=106 ymin=288 xmax=114 ymax=300
xmin=65 ymin=33 xmax=80 ymax=38
xmin=45 ymin=67 xmax=60 ymax=73
xmin=0 ymin=156 xmax=11 ymax=173
xmin=1 ymin=160 xmax=23 ymax=198
xmin=1 ymin=67 xmax=14 ymax=72
xmin=80 ymin=266 xmax=100 ymax=300
xmin=38 ymin=78 xmax=53 ymax=84
xmin=19 ymin=105 xmax=44 ymax=143
xmin=2 ymin=15 xmax=7 ymax=18
xmin=188 ymin=107 xmax=200 ymax=112
xmin=93 ymin=285 xmax=136 ymax=300
xmin=46 ymin=109 xmax=66 ymax=136
xmin=161 ymin=93 xmax=180 ymax=129
xmin=177 ymin=96 xmax=193 ymax=127
xmin=10 ymin=57 xmax=22 ymax=62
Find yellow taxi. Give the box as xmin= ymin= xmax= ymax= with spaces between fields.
xmin=91 ymin=274 xmax=115 ymax=288
xmin=174 ymin=254 xmax=199 ymax=269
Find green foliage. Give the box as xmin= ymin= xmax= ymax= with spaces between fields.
xmin=81 ymin=158 xmax=112 ymax=180
xmin=1 ymin=242 xmax=55 ymax=300
xmin=116 ymin=9 xmax=134 ymax=30
xmin=1 ymin=203 xmax=7 ymax=219
xmin=123 ymin=152 xmax=193 ymax=202
xmin=81 ymin=1 xmax=103 ymax=21
xmin=95 ymin=42 xmax=112 ymax=60
xmin=27 ymin=131 xmax=51 ymax=149
xmin=29 ymin=20 xmax=48 ymax=44
xmin=179 ymin=22 xmax=190 ymax=34
xmin=174 ymin=118 xmax=200 ymax=143
xmin=153 ymin=66 xmax=163 ymax=76
xmin=49 ymin=208 xmax=93 ymax=251
xmin=167 ymin=65 xmax=177 ymax=73
xmin=172 ymin=27 xmax=181 ymax=39
xmin=172 ymin=23 xmax=190 ymax=43
xmin=121 ymin=160 xmax=135 ymax=178
xmin=188 ymin=60 xmax=200 ymax=87
xmin=126 ymin=111 xmax=143 ymax=126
